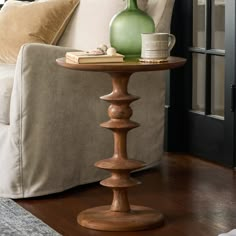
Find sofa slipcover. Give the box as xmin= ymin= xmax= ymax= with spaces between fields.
xmin=0 ymin=64 xmax=15 ymax=124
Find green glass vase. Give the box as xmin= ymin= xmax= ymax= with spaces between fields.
xmin=109 ymin=0 xmax=155 ymax=58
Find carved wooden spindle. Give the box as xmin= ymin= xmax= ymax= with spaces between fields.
xmin=96 ymin=72 xmax=145 ymax=213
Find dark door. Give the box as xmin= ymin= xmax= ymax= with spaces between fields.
xmin=166 ymin=0 xmax=235 ymax=167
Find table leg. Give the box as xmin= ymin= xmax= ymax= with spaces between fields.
xmin=77 ymin=72 xmax=164 ymax=231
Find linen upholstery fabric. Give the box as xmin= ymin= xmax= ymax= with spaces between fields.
xmin=58 ymin=0 xmax=148 ymax=50
xmin=0 ymin=64 xmax=15 ymax=124
xmin=58 ymin=0 xmax=175 ymax=50
xmin=147 ymin=0 xmax=175 ymax=32
xmin=0 ymin=0 xmax=79 ymax=63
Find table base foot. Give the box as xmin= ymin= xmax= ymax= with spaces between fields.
xmin=77 ymin=205 xmax=164 ymax=231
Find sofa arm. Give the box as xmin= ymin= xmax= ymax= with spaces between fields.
xmin=9 ymin=43 xmax=166 ymax=197
xmin=11 ymin=43 xmax=111 ymax=136
xmin=10 ymin=43 xmax=114 ymax=196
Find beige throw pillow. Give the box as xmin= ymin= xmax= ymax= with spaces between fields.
xmin=0 ymin=0 xmax=80 ymax=64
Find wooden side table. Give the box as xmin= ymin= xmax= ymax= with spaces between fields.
xmin=56 ymin=57 xmax=186 ymax=231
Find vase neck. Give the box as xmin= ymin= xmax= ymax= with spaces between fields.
xmin=126 ymin=0 xmax=138 ymax=10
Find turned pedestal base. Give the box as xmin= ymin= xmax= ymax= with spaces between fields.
xmin=77 ymin=72 xmax=164 ymax=231
xmin=78 ymin=205 xmax=164 ymax=231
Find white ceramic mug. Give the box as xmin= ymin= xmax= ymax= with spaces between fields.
xmin=141 ymin=33 xmax=176 ymax=60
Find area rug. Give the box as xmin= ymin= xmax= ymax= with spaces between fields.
xmin=219 ymin=230 xmax=236 ymax=236
xmin=0 ymin=198 xmax=61 ymax=235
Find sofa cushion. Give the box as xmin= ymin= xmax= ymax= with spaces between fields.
xmin=0 ymin=0 xmax=79 ymax=64
xmin=58 ymin=0 xmax=148 ymax=50
xmin=147 ymin=0 xmax=175 ymax=32
xmin=0 ymin=64 xmax=15 ymax=125
xmin=58 ymin=0 xmax=175 ymax=50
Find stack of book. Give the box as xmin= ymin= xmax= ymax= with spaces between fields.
xmin=65 ymin=51 xmax=124 ymax=64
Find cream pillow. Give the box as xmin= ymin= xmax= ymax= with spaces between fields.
xmin=58 ymin=0 xmax=148 ymax=51
xmin=0 ymin=0 xmax=80 ymax=64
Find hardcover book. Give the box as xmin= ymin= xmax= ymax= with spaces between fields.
xmin=65 ymin=51 xmax=124 ymax=64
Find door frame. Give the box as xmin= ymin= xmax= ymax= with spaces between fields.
xmin=165 ymin=0 xmax=235 ymax=167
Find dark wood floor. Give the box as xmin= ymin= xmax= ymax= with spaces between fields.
xmin=16 ymin=153 xmax=236 ymax=236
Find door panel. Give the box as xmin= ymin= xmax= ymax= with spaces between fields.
xmin=188 ymin=112 xmax=224 ymax=163
xmin=167 ymin=0 xmax=235 ymax=167
xmin=188 ymin=0 xmax=228 ymax=165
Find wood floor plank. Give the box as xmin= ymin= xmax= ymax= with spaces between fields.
xmin=16 ymin=153 xmax=236 ymax=236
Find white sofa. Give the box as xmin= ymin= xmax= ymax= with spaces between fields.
xmin=0 ymin=0 xmax=175 ymax=198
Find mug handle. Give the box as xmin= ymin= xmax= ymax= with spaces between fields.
xmin=168 ymin=34 xmax=176 ymax=51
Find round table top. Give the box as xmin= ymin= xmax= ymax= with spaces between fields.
xmin=56 ymin=56 xmax=186 ymax=73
